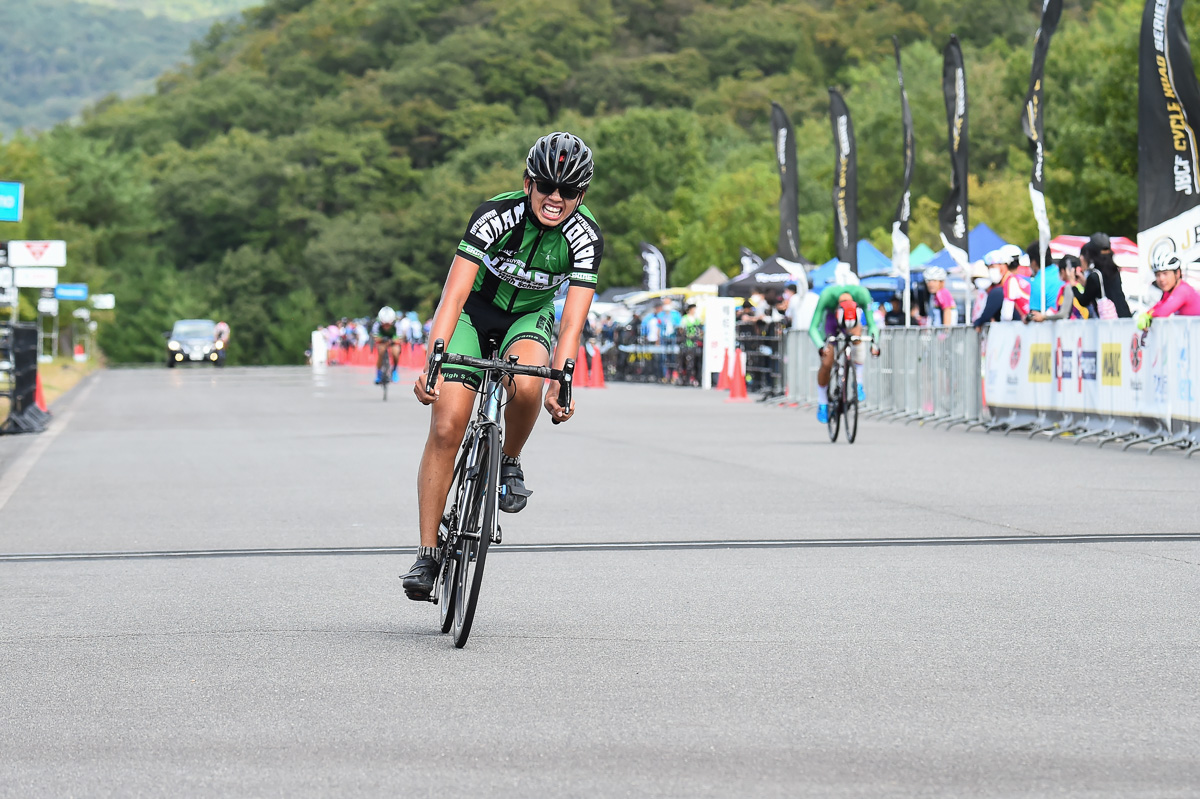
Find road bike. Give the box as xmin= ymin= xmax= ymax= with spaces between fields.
xmin=422 ymin=337 xmax=574 ymax=648
xmin=825 ymin=332 xmax=871 ymax=444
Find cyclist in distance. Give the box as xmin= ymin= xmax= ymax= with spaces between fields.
xmin=808 ymin=269 xmax=880 ymax=424
xmin=402 ymin=131 xmax=604 ymax=599
xmin=373 ymin=305 xmax=401 ymax=384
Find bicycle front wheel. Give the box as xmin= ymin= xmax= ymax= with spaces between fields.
xmin=845 ymin=396 xmax=859 ymax=443
xmin=827 ymin=392 xmax=841 ymax=442
xmin=452 ymin=425 xmax=499 ymax=648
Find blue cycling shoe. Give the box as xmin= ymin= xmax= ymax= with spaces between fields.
xmin=816 ymin=404 xmax=829 ymax=424
xmin=857 ymin=384 xmax=866 ymax=403
xmin=374 ymin=369 xmax=384 ymax=385
xmin=392 ymin=369 xmax=399 ymax=383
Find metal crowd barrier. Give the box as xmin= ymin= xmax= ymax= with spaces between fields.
xmin=601 ymin=332 xmax=703 ymax=385
xmin=782 ymin=325 xmax=985 ymax=427
xmin=979 ymin=319 xmax=1200 ymax=455
xmin=737 ymin=321 xmax=785 ymax=398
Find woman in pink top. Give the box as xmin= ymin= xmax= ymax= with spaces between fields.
xmin=1137 ymin=256 xmax=1200 ymax=330
xmin=924 ymin=267 xmax=957 ymax=326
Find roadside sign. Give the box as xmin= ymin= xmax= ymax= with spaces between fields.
xmin=7 ymin=240 xmax=66 ymax=267
xmin=15 ymin=267 xmax=59 ymax=288
xmin=0 ymin=265 xmax=11 ymax=288
xmin=73 ymin=307 xmax=91 ymax=320
xmin=38 ymin=297 xmax=59 ymax=315
xmin=55 ymin=283 xmax=88 ymax=301
xmin=0 ymin=182 xmax=23 ymax=223
xmin=91 ymin=293 xmax=115 ymax=310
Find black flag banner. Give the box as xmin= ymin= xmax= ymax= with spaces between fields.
xmin=640 ymin=242 xmax=667 ymax=292
xmin=829 ymin=89 xmax=858 ymax=273
xmin=1138 ymin=0 xmax=1200 ymax=272
xmin=770 ymin=102 xmax=803 ymax=265
xmin=938 ymin=35 xmax=969 ymax=267
xmin=892 ymin=37 xmax=915 ymax=278
xmin=1023 ymin=0 xmax=1063 ymax=276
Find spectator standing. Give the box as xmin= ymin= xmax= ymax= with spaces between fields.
xmin=1078 ymin=233 xmax=1131 ymax=318
xmin=1136 ymin=255 xmax=1200 ymax=328
xmin=923 ymin=267 xmax=957 ymax=326
xmin=1030 ymin=255 xmax=1088 ymax=321
xmin=1027 ymin=242 xmax=1062 ymax=313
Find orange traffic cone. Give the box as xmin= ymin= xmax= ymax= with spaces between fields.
xmin=589 ymin=346 xmax=606 ymax=388
xmin=35 ymin=372 xmax=49 ymax=412
xmin=726 ymin=348 xmax=749 ymax=403
xmin=716 ymin=349 xmax=731 ymax=391
xmin=575 ymin=345 xmax=591 ymax=388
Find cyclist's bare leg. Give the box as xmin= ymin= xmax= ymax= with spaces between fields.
xmin=389 ymin=340 xmax=402 ymax=373
xmin=416 ymin=381 xmax=476 ymax=548
xmin=817 ymin=345 xmax=835 ymax=388
xmin=375 ymin=339 xmax=389 ymax=372
xmin=500 ymin=338 xmax=551 ymax=459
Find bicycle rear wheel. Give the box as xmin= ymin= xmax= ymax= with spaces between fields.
xmin=452 ymin=425 xmax=499 ymax=648
xmin=437 ymin=518 xmax=457 ymax=634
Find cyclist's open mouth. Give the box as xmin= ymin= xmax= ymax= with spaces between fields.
xmin=539 ymin=200 xmax=564 ymax=224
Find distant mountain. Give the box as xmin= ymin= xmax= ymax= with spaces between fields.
xmin=74 ymin=0 xmax=259 ymax=22
xmin=0 ymin=0 xmax=245 ymax=135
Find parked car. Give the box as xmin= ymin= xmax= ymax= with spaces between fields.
xmin=165 ymin=319 xmax=221 ymax=367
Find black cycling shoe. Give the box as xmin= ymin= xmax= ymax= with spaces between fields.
xmin=499 ymin=461 xmax=532 ymax=514
xmin=400 ymin=556 xmax=439 ymax=601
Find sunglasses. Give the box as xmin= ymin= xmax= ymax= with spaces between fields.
xmin=533 ymin=179 xmax=583 ymax=200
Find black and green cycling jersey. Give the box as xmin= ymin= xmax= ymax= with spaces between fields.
xmin=455 ymin=190 xmax=604 ymax=315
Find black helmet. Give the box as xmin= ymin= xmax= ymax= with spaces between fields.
xmin=526 ymin=131 xmax=594 ymax=190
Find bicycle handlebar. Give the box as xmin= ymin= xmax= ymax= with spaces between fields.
xmin=425 ymin=339 xmax=575 ymax=420
xmin=825 ymin=335 xmax=873 ymax=344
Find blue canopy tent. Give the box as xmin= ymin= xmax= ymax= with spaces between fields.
xmin=922 ymin=223 xmax=1009 ymax=271
xmin=909 ymin=242 xmax=936 ymax=266
xmin=810 ymin=240 xmax=893 ymax=291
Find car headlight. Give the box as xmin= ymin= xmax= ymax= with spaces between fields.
xmin=203 ymin=344 xmax=212 ymax=353
xmin=168 ymin=341 xmax=181 ymax=351
xmin=215 ymin=340 xmax=224 ymax=350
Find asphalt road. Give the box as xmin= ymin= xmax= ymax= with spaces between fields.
xmin=1 ymin=366 xmax=1198 ymax=797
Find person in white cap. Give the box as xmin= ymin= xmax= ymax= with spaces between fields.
xmin=923 ymin=267 xmax=957 ymax=326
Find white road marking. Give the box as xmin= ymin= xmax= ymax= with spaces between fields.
xmin=0 ymin=375 xmax=99 ymax=514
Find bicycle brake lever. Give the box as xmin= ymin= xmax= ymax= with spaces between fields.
xmin=551 ymin=358 xmax=574 ymax=425
xmin=425 ymin=339 xmax=445 ymax=396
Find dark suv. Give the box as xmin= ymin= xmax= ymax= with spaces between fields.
xmin=166 ymin=319 xmax=220 ymax=367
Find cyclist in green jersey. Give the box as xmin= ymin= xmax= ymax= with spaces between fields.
xmin=808 ymin=281 xmax=880 ymax=424
xmin=402 ymin=132 xmax=604 ymax=599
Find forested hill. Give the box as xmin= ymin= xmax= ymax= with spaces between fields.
xmin=0 ymin=0 xmax=214 ymax=134
xmin=0 ymin=0 xmax=1176 ymax=363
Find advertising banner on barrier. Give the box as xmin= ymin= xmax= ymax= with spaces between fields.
xmin=984 ymin=320 xmax=1193 ymax=426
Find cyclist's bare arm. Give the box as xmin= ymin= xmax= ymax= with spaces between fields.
xmin=546 ymin=285 xmax=594 ymax=421
xmin=414 ymin=254 xmax=479 ymax=404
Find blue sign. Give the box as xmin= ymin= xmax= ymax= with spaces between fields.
xmin=0 ymin=182 xmax=24 ymax=223
xmin=55 ymin=283 xmax=89 ymax=301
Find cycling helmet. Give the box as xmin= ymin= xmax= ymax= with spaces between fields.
xmin=1152 ymin=254 xmax=1183 ymax=273
xmin=378 ymin=306 xmax=397 ymax=325
xmin=836 ymin=297 xmax=859 ymax=330
xmin=924 ymin=267 xmax=948 ymax=282
xmin=526 ymin=131 xmax=594 ymax=190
